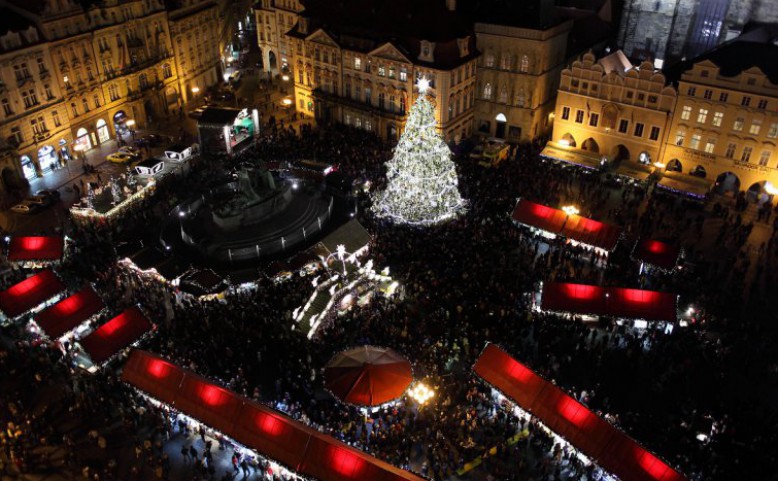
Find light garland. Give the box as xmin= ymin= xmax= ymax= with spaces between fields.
xmin=372 ymin=88 xmax=466 ymax=225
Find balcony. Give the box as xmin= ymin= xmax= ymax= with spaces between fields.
xmin=34 ymin=131 xmax=52 ymax=142
xmin=39 ymin=69 xmax=50 ymax=80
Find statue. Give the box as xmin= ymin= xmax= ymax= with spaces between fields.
xmin=110 ymin=176 xmax=122 ymax=204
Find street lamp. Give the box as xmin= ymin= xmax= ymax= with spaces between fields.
xmin=282 ymin=98 xmax=292 ymax=107
xmin=562 ymin=205 xmax=579 ymax=217
xmin=408 ymin=382 xmax=435 ymax=405
xmin=281 ymin=75 xmax=290 ymax=82
xmin=765 ymin=182 xmax=778 ymax=196
xmin=191 ymin=86 xmax=200 ymax=95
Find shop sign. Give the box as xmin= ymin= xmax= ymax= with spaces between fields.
xmin=734 ymin=160 xmax=771 ymax=174
xmin=683 ymin=148 xmax=716 ymax=162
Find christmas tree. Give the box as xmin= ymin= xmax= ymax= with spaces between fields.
xmin=372 ymin=79 xmax=467 ymax=225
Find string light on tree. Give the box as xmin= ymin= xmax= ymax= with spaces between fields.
xmin=371 ymin=77 xmax=467 ymax=225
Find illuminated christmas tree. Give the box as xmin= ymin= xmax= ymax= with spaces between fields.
xmin=372 ymin=79 xmax=466 ymax=225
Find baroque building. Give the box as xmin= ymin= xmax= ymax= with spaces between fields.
xmin=284 ymin=0 xmax=478 ymax=142
xmin=662 ymin=25 xmax=778 ymax=198
xmin=617 ymin=0 xmax=778 ymax=66
xmin=254 ymin=0 xmax=303 ymax=75
xmin=548 ymin=51 xmax=677 ymax=170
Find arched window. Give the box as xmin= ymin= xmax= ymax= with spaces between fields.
xmin=498 ymin=86 xmax=508 ymax=103
xmin=483 ymin=83 xmax=492 ymax=99
xmin=162 ymin=64 xmax=172 ymax=79
xmin=516 ymin=89 xmax=526 ymax=107
xmin=500 ymin=54 xmax=511 ymax=70
xmin=520 ymin=55 xmax=529 ymax=73
xmin=485 ymin=53 xmax=495 ymax=68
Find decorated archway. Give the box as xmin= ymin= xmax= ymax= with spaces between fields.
xmin=666 ymin=159 xmax=682 ymax=172
xmin=96 ymin=119 xmax=110 ymax=143
xmin=37 ymin=145 xmax=59 ymax=173
xmin=581 ymin=138 xmax=599 ymax=153
xmin=714 ymin=172 xmax=741 ymax=195
xmin=19 ymin=155 xmax=37 ymax=180
xmin=75 ymin=127 xmax=92 ymax=151
xmin=495 ymin=113 xmax=507 ymax=138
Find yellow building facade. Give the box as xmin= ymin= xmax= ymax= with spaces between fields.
xmin=661 ymin=35 xmax=778 ymax=198
xmin=474 ymin=20 xmax=572 ymax=142
xmin=254 ymin=0 xmax=303 ymax=76
xmin=550 ymin=52 xmax=676 ymax=170
xmin=0 ymin=15 xmax=69 ymax=189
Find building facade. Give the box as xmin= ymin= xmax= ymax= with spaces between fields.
xmin=661 ymin=27 xmax=778 ymax=198
xmin=618 ymin=0 xmax=778 ymax=66
xmin=474 ymin=20 xmax=572 ymax=142
xmin=0 ymin=13 xmax=68 ymax=190
xmin=254 ymin=0 xmax=303 ymax=76
xmin=550 ymin=51 xmax=677 ymax=168
xmin=284 ymin=0 xmax=478 ymax=142
xmin=0 ymin=0 xmax=225 ymax=190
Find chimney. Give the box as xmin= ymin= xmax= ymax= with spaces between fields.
xmin=446 ymin=0 xmax=456 ymax=12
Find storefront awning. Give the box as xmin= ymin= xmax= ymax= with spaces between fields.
xmin=121 ymin=350 xmax=427 ymax=481
xmin=0 ymin=269 xmax=66 ymax=319
xmin=540 ymin=142 xmax=603 ymax=170
xmin=474 ymin=344 xmax=689 ymax=481
xmin=541 ymin=282 xmax=677 ymax=321
xmin=613 ymin=163 xmax=652 ymax=182
xmin=632 ymin=238 xmax=680 ymax=271
xmin=317 ymin=219 xmax=372 ymax=256
xmin=7 ymin=236 xmax=64 ymax=262
xmin=656 ymin=173 xmax=711 ymax=200
xmin=34 ymin=286 xmax=105 ymax=339
xmin=79 ymin=307 xmax=152 ymax=364
xmin=511 ymin=199 xmax=622 ymax=252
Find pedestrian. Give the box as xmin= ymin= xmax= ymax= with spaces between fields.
xmin=180 ymin=445 xmax=189 ymax=462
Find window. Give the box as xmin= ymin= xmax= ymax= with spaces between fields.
xmin=768 ymin=123 xmax=778 ymax=138
xmin=498 ymin=87 xmax=508 ymax=103
xmin=649 ymin=126 xmax=660 ymax=141
xmin=626 ymin=90 xmax=633 ymax=99
xmin=399 ymin=68 xmax=407 ymax=82
xmin=724 ymin=143 xmax=736 ymax=159
xmin=712 ymin=112 xmax=723 ymax=127
xmin=400 ymin=96 xmax=406 ymax=114
xmin=520 ymin=55 xmax=529 ymax=73
xmin=483 ymin=83 xmax=492 ymax=99
xmin=70 ymin=102 xmax=78 ymax=116
xmin=365 ymin=119 xmax=372 ymax=131
xmin=2 ymin=98 xmax=12 ymax=116
xmin=687 ymin=87 xmax=696 ymax=96
xmin=733 ymin=117 xmax=744 ymax=131
xmin=675 ymin=130 xmax=685 ymax=146
xmin=701 ymin=70 xmax=709 ymax=78
xmin=681 ymin=105 xmax=692 ymax=120
xmin=741 ymin=146 xmax=752 ymax=162
xmin=389 ymin=67 xmax=395 ymax=79
xmin=52 ymin=110 xmax=61 ymax=127
xmin=378 ymin=66 xmax=385 ymax=77
xmin=704 ymin=138 xmax=715 ymax=153
xmin=82 ymin=98 xmax=89 ymax=112
xmin=37 ymin=57 xmax=46 ymax=74
xmin=571 ymin=79 xmax=579 ymax=88
xmin=22 ymin=89 xmax=38 ymax=108
xmin=575 ymin=110 xmax=584 ymax=124
xmin=758 ymin=99 xmax=768 ymax=110
xmin=637 ymin=93 xmax=644 ymax=101
xmin=364 ymin=87 xmax=371 ymax=105
xmin=500 ymin=54 xmax=511 ymax=70
xmin=31 ymin=116 xmax=47 ymax=135
xmin=10 ymin=127 xmax=22 ymax=144
xmin=741 ymin=96 xmax=751 ymax=107
xmin=619 ymin=119 xmax=629 ymax=133
xmin=354 ymin=57 xmax=361 ymax=70
xmin=747 ymin=78 xmax=756 ymax=86
xmin=589 ymin=113 xmax=599 ymax=127
xmin=378 ymin=92 xmax=385 ymax=109
xmin=648 ymin=95 xmax=657 ymax=103
xmin=93 ymin=94 xmax=100 ymax=108
xmin=561 ymin=106 xmax=570 ymax=120
xmin=633 ymin=122 xmax=644 ymax=137
xmin=749 ymin=119 xmax=762 ymax=135
xmin=719 ymin=92 xmax=728 ymax=102
xmin=344 ymin=114 xmax=350 ymax=126
xmin=759 ymin=150 xmax=771 ymax=166
xmin=690 ymin=134 xmax=701 ymax=150
xmin=163 ymin=64 xmax=172 ymax=78
xmin=344 ymin=82 xmax=351 ymax=98
xmin=108 ymin=84 xmax=120 ymax=101
xmin=703 ymin=89 xmax=712 ymax=100
xmin=485 ymin=53 xmax=495 ymax=68
xmin=697 ymin=108 xmax=708 ymax=123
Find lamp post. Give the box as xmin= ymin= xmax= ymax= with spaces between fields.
xmin=408 ymin=382 xmax=434 ymax=405
xmin=336 ymin=244 xmax=347 ymax=276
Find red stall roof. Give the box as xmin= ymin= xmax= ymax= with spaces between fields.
xmin=511 ymin=199 xmax=568 ymax=234
xmin=541 ymin=282 xmax=608 ymax=316
xmin=34 ymin=286 xmax=105 ymax=338
xmin=541 ymin=282 xmax=677 ymax=322
xmin=121 ymin=350 xmax=427 ymax=481
xmin=511 ymin=199 xmax=621 ymax=251
xmin=561 ymin=215 xmax=621 ymax=252
xmin=0 ymin=269 xmax=66 ymax=318
xmin=474 ymin=344 xmax=689 ymax=481
xmin=80 ymin=307 xmax=152 ymax=363
xmin=633 ymin=238 xmax=681 ymax=270
xmin=7 ymin=236 xmax=64 ymax=262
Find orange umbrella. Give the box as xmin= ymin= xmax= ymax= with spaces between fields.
xmin=324 ymin=346 xmax=413 ymax=407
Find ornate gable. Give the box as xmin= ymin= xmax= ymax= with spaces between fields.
xmin=368 ymin=42 xmax=411 ymax=63
xmin=306 ymin=29 xmax=339 ymax=48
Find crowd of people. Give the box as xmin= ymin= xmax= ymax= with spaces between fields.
xmin=2 ymin=120 xmax=778 ymax=481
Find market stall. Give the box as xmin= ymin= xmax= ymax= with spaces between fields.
xmin=0 ymin=269 xmax=66 ymax=322
xmin=656 ymin=172 xmax=711 ymax=201
xmin=540 ymin=282 xmax=677 ymax=322
xmin=33 ymin=286 xmax=105 ymax=340
xmin=78 ymin=306 xmax=153 ymax=366
xmin=164 ymin=144 xmax=198 ymax=162
xmin=6 ymin=236 xmax=64 ymax=267
xmin=511 ymin=199 xmax=622 ymax=253
xmin=473 ymin=344 xmax=689 ymax=481
xmin=121 ymin=349 xmax=427 ymax=481
xmin=540 ymin=141 xmax=604 ymax=171
xmin=197 ymin=107 xmax=260 ymax=155
xmin=324 ymin=346 xmax=413 ymax=407
xmin=632 ymin=238 xmax=681 ymax=271
xmin=134 ymin=158 xmax=165 ymax=177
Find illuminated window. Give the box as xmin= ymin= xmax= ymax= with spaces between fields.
xmin=740 ymin=146 xmax=752 ymax=162
xmin=675 ymin=130 xmax=685 ymax=146
xmin=704 ymin=138 xmax=715 ymax=153
xmin=588 ymin=113 xmax=599 ymax=127
xmin=649 ymin=126 xmax=660 ymax=141
xmin=575 ymin=110 xmax=584 ymax=123
xmin=724 ymin=143 xmax=736 ymax=159
xmin=759 ymin=150 xmax=771 ymax=166
xmin=749 ymin=118 xmax=762 ymax=135
xmin=733 ymin=117 xmax=744 ymax=131
xmin=696 ymin=108 xmax=708 ymax=123
xmin=681 ymin=105 xmax=691 ymax=120
xmin=712 ymin=111 xmax=723 ymax=127
xmin=633 ymin=122 xmax=644 ymax=137
xmin=690 ymin=134 xmax=701 ymax=150
xmin=561 ymin=106 xmax=570 ymax=120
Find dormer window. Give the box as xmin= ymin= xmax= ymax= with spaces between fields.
xmin=457 ymin=37 xmax=469 ymax=57
xmin=418 ymin=40 xmax=435 ymax=62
